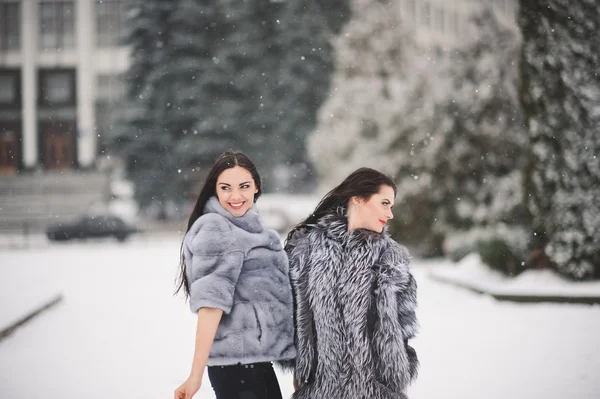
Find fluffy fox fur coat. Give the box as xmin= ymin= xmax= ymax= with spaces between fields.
xmin=283 ymin=209 xmax=419 ymax=399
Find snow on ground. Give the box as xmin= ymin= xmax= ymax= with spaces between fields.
xmin=0 ymin=251 xmax=62 ymax=333
xmin=430 ymin=253 xmax=600 ymax=297
xmin=1 ymin=236 xmax=599 ymax=399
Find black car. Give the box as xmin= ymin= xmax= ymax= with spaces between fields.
xmin=46 ymin=215 xmax=140 ymax=242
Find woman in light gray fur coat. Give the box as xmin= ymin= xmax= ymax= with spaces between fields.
xmin=174 ymin=151 xmax=295 ymax=399
xmin=283 ymin=167 xmax=419 ymax=399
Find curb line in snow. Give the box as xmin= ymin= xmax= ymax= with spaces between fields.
xmin=428 ymin=273 xmax=600 ymax=305
xmin=0 ymin=294 xmax=64 ymax=342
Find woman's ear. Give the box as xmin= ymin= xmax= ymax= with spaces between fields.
xmin=351 ymin=196 xmax=363 ymax=206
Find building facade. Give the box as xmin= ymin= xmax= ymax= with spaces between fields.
xmin=398 ymin=0 xmax=518 ymax=46
xmin=0 ymin=0 xmax=127 ymax=175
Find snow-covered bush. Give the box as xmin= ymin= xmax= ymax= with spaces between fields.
xmin=476 ymin=238 xmax=525 ymax=276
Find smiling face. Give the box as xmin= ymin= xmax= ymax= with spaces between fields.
xmin=216 ymin=166 xmax=259 ymax=217
xmin=347 ymin=184 xmax=395 ymax=233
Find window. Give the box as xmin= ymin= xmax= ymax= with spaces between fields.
xmin=448 ymin=10 xmax=459 ymax=36
xmin=95 ymin=74 xmax=124 ymax=152
xmin=434 ymin=6 xmax=444 ymax=33
xmin=0 ymin=1 xmax=20 ymax=51
xmin=0 ymin=76 xmax=15 ymax=103
xmin=0 ymin=70 xmax=20 ymax=106
xmin=39 ymin=69 xmax=76 ymax=106
xmin=96 ymin=0 xmax=126 ymax=47
xmin=39 ymin=1 xmax=75 ymax=50
xmin=420 ymin=1 xmax=432 ymax=28
xmin=405 ymin=0 xmax=416 ymax=21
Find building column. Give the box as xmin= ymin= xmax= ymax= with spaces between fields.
xmin=21 ymin=0 xmax=38 ymax=169
xmin=76 ymin=0 xmax=95 ymax=168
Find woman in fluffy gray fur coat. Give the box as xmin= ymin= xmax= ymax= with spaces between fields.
xmin=283 ymin=167 xmax=419 ymax=399
xmin=174 ymin=151 xmax=295 ymax=399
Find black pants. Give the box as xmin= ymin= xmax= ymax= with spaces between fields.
xmin=207 ymin=362 xmax=283 ymax=399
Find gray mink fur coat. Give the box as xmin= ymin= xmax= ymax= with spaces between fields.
xmin=283 ymin=208 xmax=419 ymax=399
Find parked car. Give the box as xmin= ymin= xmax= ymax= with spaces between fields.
xmin=46 ymin=214 xmax=140 ymax=242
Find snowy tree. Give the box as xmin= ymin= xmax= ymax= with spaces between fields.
xmin=166 ymin=0 xmax=273 ymax=199
xmin=272 ymin=0 xmax=351 ymax=186
xmin=308 ymin=0 xmax=409 ymax=187
xmin=114 ymin=0 xmax=351 ymax=208
xmin=114 ymin=0 xmax=180 ymax=211
xmin=392 ymin=8 xmax=528 ymax=258
xmin=309 ymin=2 xmax=527 ymax=258
xmin=519 ymin=0 xmax=600 ymax=279
xmin=170 ymin=0 xmax=279 ymax=162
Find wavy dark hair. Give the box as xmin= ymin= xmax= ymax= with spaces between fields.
xmin=175 ymin=151 xmax=262 ymax=298
xmin=286 ymin=167 xmax=397 ymax=243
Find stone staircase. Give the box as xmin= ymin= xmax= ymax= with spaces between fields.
xmin=0 ymin=171 xmax=111 ymax=234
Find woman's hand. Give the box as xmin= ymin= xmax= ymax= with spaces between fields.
xmin=174 ymin=375 xmax=202 ymax=399
xmin=176 ymin=308 xmax=223 ymax=399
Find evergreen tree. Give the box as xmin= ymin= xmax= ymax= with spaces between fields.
xmin=116 ymin=0 xmax=180 ymax=210
xmin=168 ymin=0 xmax=285 ymax=192
xmin=166 ymin=0 xmax=240 ymax=199
xmin=519 ymin=0 xmax=600 ymax=279
xmin=309 ymin=3 xmax=526 ymax=257
xmin=274 ymin=0 xmax=351 ymax=169
xmin=115 ymin=0 xmax=351 ymax=209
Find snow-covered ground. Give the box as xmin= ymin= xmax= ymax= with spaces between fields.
xmin=430 ymin=253 xmax=600 ymax=298
xmin=1 ymin=236 xmax=599 ymax=399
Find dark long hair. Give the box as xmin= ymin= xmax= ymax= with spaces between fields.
xmin=286 ymin=167 xmax=397 ymax=243
xmin=175 ymin=151 xmax=262 ymax=298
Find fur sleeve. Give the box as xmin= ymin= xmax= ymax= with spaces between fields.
xmin=387 ymin=241 xmax=420 ymax=381
xmin=281 ymin=228 xmax=316 ymax=383
xmin=383 ymin=240 xmax=418 ymax=339
xmin=186 ymin=215 xmax=244 ymax=314
xmin=398 ymin=271 xmax=418 ymax=340
xmin=400 ymin=272 xmax=419 ymax=381
xmin=382 ymin=239 xmax=419 ymax=380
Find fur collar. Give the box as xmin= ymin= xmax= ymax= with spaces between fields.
xmin=311 ymin=207 xmax=392 ymax=250
xmin=203 ymin=196 xmax=264 ymax=233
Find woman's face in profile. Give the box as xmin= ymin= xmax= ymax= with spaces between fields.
xmin=349 ymin=185 xmax=395 ymax=233
xmin=216 ymin=166 xmax=258 ymax=217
